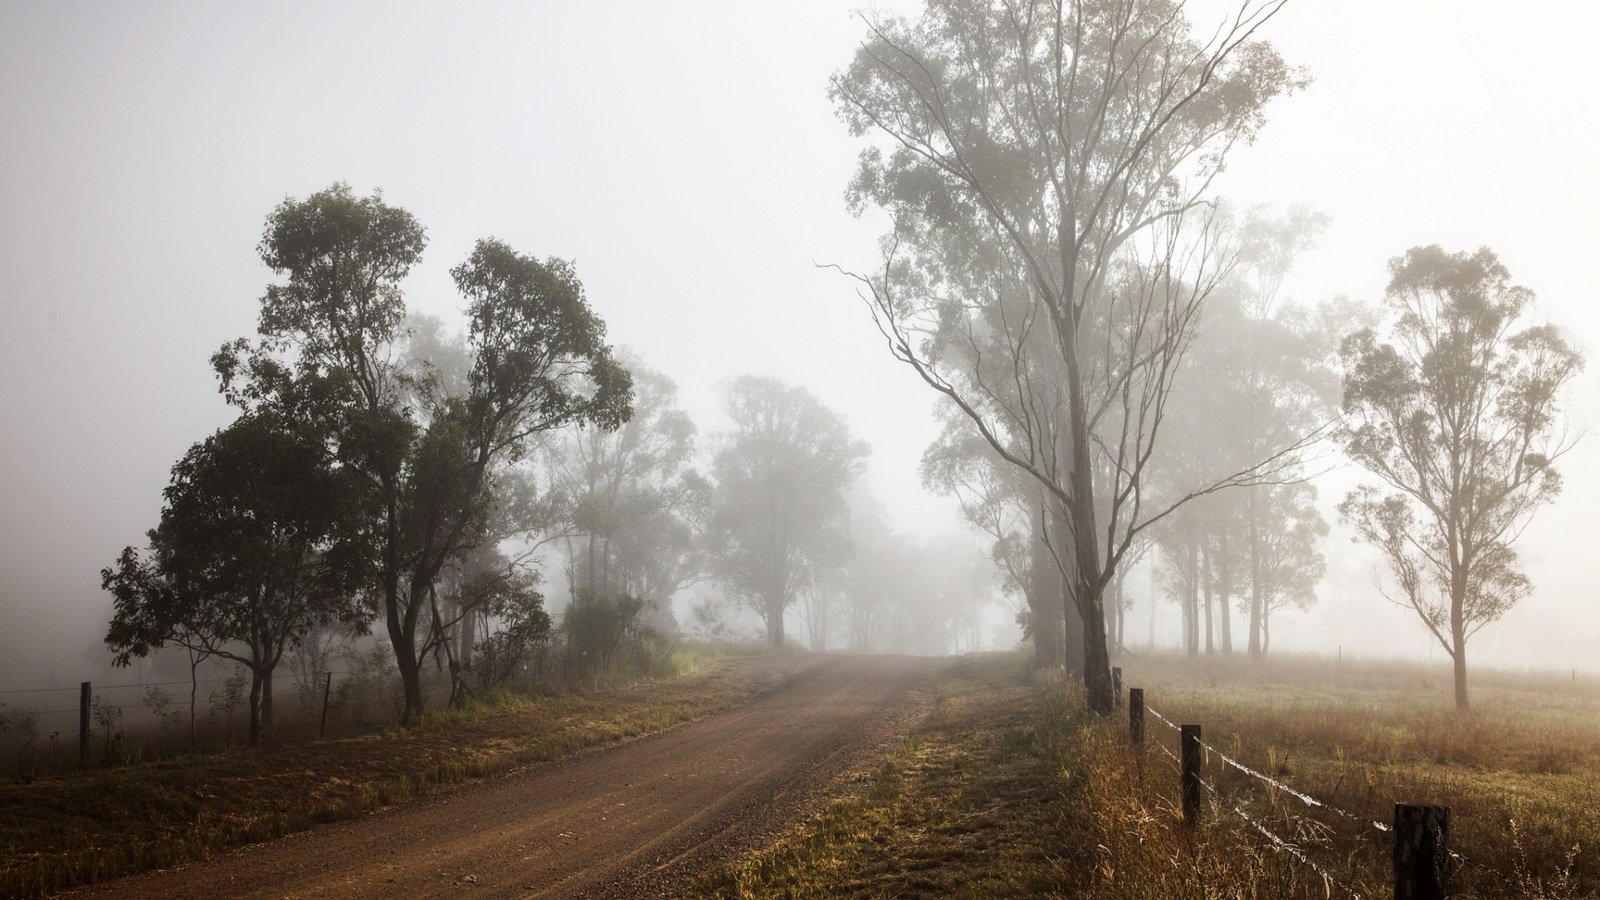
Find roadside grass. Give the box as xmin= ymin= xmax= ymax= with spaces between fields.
xmin=701 ymin=652 xmax=1079 ymax=898
xmin=708 ymin=650 xmax=1596 ymax=899
xmin=0 ymin=643 xmax=785 ymax=899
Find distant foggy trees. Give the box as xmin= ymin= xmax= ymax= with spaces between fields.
xmin=922 ymin=409 xmax=1069 ymax=668
xmin=1339 ymin=246 xmax=1582 ymax=711
xmin=704 ymin=377 xmax=868 ymax=647
xmin=110 ymin=181 xmax=974 ymax=731
xmin=833 ymin=0 xmax=1304 ymax=713
xmin=830 ymin=488 xmax=993 ymax=655
xmin=1149 ymin=206 xmax=1335 ymax=660
xmin=547 ymin=357 xmax=701 ymax=670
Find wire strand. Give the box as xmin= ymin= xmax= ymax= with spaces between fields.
xmin=1200 ymin=775 xmax=1369 ymax=900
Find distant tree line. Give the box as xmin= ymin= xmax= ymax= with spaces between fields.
xmin=101 ymin=184 xmax=894 ymax=741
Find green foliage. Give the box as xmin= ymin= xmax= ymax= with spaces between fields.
xmin=255 ymin=183 xmax=425 ymax=365
xmin=469 ymin=570 xmax=553 ymax=692
xmin=336 ymin=642 xmax=401 ymax=728
xmin=102 ymin=409 xmax=368 ymax=742
xmin=202 ymin=183 xmax=633 ymax=726
xmin=562 ymin=590 xmax=650 ymax=677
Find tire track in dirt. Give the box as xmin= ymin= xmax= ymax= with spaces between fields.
xmin=65 ymin=654 xmax=936 ymax=899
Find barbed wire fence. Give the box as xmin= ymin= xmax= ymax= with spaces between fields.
xmin=0 ymin=661 xmax=414 ymax=776
xmin=1121 ymin=671 xmax=1526 ymax=900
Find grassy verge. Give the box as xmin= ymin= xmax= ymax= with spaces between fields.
xmin=0 ymin=644 xmax=786 ymax=898
xmin=704 ymin=651 xmax=1594 ymax=899
xmin=699 ymin=653 xmax=1077 ymax=898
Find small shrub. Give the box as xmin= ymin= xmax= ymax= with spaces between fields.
xmin=208 ymin=666 xmax=247 ymax=738
xmin=91 ymin=695 xmax=123 ymax=765
xmin=142 ymin=685 xmax=182 ymax=730
xmin=6 ymin=710 xmax=40 ymax=782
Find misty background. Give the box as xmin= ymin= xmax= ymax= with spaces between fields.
xmin=2 ymin=0 xmax=1597 ymax=688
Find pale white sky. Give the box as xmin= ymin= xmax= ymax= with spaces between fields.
xmin=1 ymin=0 xmax=1596 ymax=682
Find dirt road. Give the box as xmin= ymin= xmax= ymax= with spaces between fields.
xmin=67 ymin=654 xmax=935 ymax=899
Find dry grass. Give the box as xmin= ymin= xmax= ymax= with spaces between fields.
xmin=707 ymin=650 xmax=1595 ymax=899
xmin=699 ymin=652 xmax=1074 ymax=898
xmin=0 ymin=644 xmax=781 ymax=899
xmin=1119 ymin=649 xmax=1600 ymax=898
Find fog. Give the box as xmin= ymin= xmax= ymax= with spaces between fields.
xmin=3 ymin=0 xmax=1599 ymax=699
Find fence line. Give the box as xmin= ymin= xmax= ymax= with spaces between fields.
xmin=1148 ymin=702 xmax=1394 ymax=837
xmin=1150 ymin=721 xmax=1368 ymax=897
xmin=1 ymin=670 xmax=360 ymax=704
xmin=1146 ymin=705 xmax=1181 ymax=732
xmin=1200 ymin=770 xmax=1369 ymax=900
xmin=1200 ymin=734 xmax=1391 ymax=834
xmin=1135 ymin=691 xmax=1523 ymax=898
xmin=0 ymin=686 xmax=78 ymax=696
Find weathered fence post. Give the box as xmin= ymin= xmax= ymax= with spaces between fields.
xmin=1394 ymin=804 xmax=1451 ymax=900
xmin=79 ymin=681 xmax=91 ymax=768
xmin=1181 ymin=724 xmax=1202 ymax=824
xmin=1112 ymin=667 xmax=1123 ymax=708
xmin=1128 ymin=688 xmax=1145 ymax=746
xmin=320 ymin=670 xmax=333 ymax=739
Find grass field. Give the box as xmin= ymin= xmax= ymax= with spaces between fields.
xmin=707 ymin=650 xmax=1597 ymax=899
xmin=1119 ymin=649 xmax=1600 ymax=898
xmin=0 ymin=643 xmax=781 ymax=899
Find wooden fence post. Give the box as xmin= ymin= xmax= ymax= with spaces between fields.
xmin=1394 ymin=804 xmax=1451 ymax=900
xmin=320 ymin=671 xmax=333 ymax=739
xmin=79 ymin=681 xmax=91 ymax=768
xmin=1128 ymin=688 xmax=1144 ymax=746
xmin=1181 ymin=724 xmax=1202 ymax=824
xmin=1112 ymin=667 xmax=1123 ymax=708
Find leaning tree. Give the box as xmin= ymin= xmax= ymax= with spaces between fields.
xmin=1339 ymin=245 xmax=1581 ymax=711
xmin=831 ymin=0 xmax=1306 ymax=713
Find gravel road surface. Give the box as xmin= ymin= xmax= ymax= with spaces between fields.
xmin=67 ymin=653 xmax=935 ymax=899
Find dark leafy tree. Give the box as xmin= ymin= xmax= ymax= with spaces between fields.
xmin=463 ymin=565 xmax=552 ymax=693
xmin=1339 ymin=246 xmax=1582 ymax=711
xmin=103 ymin=412 xmax=366 ymax=743
xmin=562 ymin=590 xmax=648 ymax=677
xmin=215 ymin=184 xmax=631 ymax=724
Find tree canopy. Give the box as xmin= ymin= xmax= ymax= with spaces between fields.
xmin=704 ymin=377 xmax=868 ymax=647
xmin=103 ymin=411 xmax=367 ymax=742
xmin=832 ymin=0 xmax=1305 ymax=712
xmin=1339 ymin=245 xmax=1582 ymax=710
xmin=213 ymin=183 xmax=632 ymax=724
